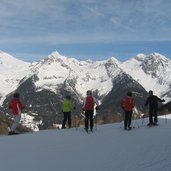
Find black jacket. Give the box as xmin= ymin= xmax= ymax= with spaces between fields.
xmin=145 ymin=95 xmax=164 ymax=108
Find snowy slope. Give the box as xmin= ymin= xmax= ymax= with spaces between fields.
xmin=120 ymin=53 xmax=171 ymax=101
xmin=0 ymin=51 xmax=30 ymax=103
xmin=0 ymin=115 xmax=171 ymax=171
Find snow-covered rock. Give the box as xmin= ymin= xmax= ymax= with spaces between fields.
xmin=0 ymin=51 xmax=30 ymax=103
xmin=120 ymin=52 xmax=171 ymax=101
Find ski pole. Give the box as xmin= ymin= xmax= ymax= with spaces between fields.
xmin=76 ymin=113 xmax=85 ymax=130
xmin=94 ymin=113 xmax=98 ymax=131
xmin=49 ymin=99 xmax=58 ymax=115
xmin=141 ymin=113 xmax=145 ymax=125
xmin=119 ymin=113 xmax=123 ymax=129
xmin=165 ymin=113 xmax=167 ymax=124
xmin=75 ymin=115 xmax=80 ymax=130
xmin=74 ymin=115 xmax=77 ymax=130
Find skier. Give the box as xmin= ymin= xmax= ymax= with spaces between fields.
xmin=61 ymin=95 xmax=75 ymax=129
xmin=8 ymin=93 xmax=25 ymax=135
xmin=145 ymin=90 xmax=165 ymax=126
xmin=82 ymin=90 xmax=99 ymax=132
xmin=121 ymin=92 xmax=135 ymax=130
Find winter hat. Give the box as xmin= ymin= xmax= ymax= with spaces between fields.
xmin=149 ymin=90 xmax=153 ymax=95
xmin=13 ymin=93 xmax=20 ymax=98
xmin=66 ymin=95 xmax=71 ymax=99
xmin=127 ymin=92 xmax=132 ymax=97
xmin=87 ymin=90 xmax=92 ymax=95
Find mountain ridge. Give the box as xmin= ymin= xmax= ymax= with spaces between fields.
xmin=120 ymin=52 xmax=171 ymax=101
xmin=0 ymin=50 xmax=170 ymax=130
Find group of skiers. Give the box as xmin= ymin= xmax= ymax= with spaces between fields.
xmin=121 ymin=90 xmax=165 ymax=130
xmin=61 ymin=90 xmax=99 ymax=132
xmin=7 ymin=90 xmax=99 ymax=134
xmin=8 ymin=89 xmax=165 ymax=134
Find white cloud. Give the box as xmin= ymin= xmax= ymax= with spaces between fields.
xmin=0 ymin=0 xmax=171 ymax=61
xmin=0 ymin=1 xmax=170 ymax=38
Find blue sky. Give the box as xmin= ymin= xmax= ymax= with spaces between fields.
xmin=0 ymin=0 xmax=171 ymax=62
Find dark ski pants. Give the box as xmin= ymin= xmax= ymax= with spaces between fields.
xmin=124 ymin=111 xmax=132 ymax=130
xmin=149 ymin=107 xmax=158 ymax=123
xmin=85 ymin=110 xmax=94 ymax=131
xmin=62 ymin=112 xmax=71 ymax=128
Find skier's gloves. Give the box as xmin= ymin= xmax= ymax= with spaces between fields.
xmin=162 ymin=99 xmax=165 ymax=102
xmin=95 ymin=106 xmax=99 ymax=110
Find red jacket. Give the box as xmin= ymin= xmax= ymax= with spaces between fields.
xmin=9 ymin=99 xmax=25 ymax=115
xmin=82 ymin=96 xmax=99 ymax=111
xmin=121 ymin=96 xmax=135 ymax=111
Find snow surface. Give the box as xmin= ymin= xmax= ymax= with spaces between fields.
xmin=0 ymin=115 xmax=171 ymax=171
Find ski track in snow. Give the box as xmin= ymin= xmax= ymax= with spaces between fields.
xmin=0 ymin=115 xmax=171 ymax=171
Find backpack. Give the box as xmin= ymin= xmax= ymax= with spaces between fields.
xmin=121 ymin=97 xmax=135 ymax=111
xmin=84 ymin=96 xmax=94 ymax=110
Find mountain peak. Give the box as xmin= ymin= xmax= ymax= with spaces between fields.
xmin=108 ymin=57 xmax=120 ymax=64
xmin=120 ymin=52 xmax=171 ymax=101
xmin=0 ymin=51 xmax=29 ymax=66
xmin=49 ymin=51 xmax=62 ymax=58
xmin=47 ymin=51 xmax=65 ymax=61
xmin=146 ymin=52 xmax=169 ymax=62
xmin=36 ymin=51 xmax=67 ymax=67
xmin=135 ymin=54 xmax=146 ymax=61
xmin=142 ymin=53 xmax=170 ymax=71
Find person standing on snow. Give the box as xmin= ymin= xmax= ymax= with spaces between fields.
xmin=82 ymin=90 xmax=99 ymax=132
xmin=8 ymin=93 xmax=25 ymax=135
xmin=145 ymin=90 xmax=165 ymax=126
xmin=121 ymin=92 xmax=135 ymax=130
xmin=61 ymin=95 xmax=75 ymax=129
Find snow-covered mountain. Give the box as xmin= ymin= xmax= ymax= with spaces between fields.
xmin=0 ymin=51 xmax=30 ymax=103
xmin=1 ymin=51 xmax=170 ymax=103
xmin=29 ymin=51 xmax=122 ymax=99
xmin=1 ymin=51 xmax=170 ymax=131
xmin=120 ymin=53 xmax=171 ymax=101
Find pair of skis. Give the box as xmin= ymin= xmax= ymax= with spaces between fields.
xmin=8 ymin=132 xmax=20 ymax=135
